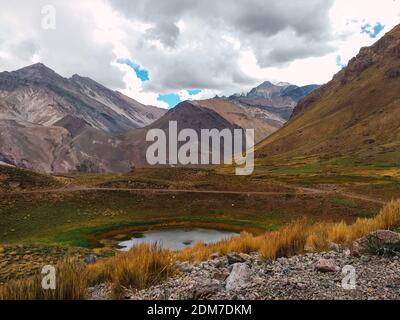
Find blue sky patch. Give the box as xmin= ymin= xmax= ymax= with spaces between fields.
xmin=336 ymin=55 xmax=347 ymax=69
xmin=361 ymin=22 xmax=385 ymax=39
xmin=158 ymin=93 xmax=181 ymax=108
xmin=117 ymin=58 xmax=149 ymax=81
xmin=187 ymin=89 xmax=202 ymax=96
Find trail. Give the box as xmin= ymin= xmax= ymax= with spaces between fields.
xmin=12 ymin=185 xmax=386 ymax=205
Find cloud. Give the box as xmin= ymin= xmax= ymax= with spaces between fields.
xmin=0 ymin=0 xmax=399 ymax=108
xmin=108 ymin=0 xmax=337 ymax=92
xmin=0 ymin=0 xmax=125 ymax=88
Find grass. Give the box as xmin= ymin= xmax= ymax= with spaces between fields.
xmin=1 ymin=200 xmax=398 ymax=300
xmin=0 ymin=187 xmax=379 ymax=246
xmin=88 ymin=243 xmax=174 ymax=297
xmin=174 ymin=199 xmax=400 ymax=261
xmin=0 ymin=258 xmax=88 ymax=300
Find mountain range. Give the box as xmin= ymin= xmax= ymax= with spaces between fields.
xmin=3 ymin=20 xmax=398 ymax=175
xmin=225 ymin=81 xmax=320 ymax=126
xmin=0 ymin=63 xmax=317 ymax=173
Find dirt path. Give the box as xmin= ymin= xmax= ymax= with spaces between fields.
xmin=14 ymin=185 xmax=386 ymax=205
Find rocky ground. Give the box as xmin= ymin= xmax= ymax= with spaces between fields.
xmin=122 ymin=250 xmax=400 ymax=300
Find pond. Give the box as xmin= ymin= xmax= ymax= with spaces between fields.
xmin=118 ymin=228 xmax=239 ymax=251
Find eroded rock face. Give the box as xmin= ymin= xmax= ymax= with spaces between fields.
xmin=225 ymin=263 xmax=252 ymax=291
xmin=351 ymin=230 xmax=400 ymax=257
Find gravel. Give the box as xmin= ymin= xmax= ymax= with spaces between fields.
xmin=124 ymin=250 xmax=400 ymax=300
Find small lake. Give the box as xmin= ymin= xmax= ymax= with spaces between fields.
xmin=118 ymin=228 xmax=239 ymax=251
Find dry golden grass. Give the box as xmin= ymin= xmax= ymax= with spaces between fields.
xmin=88 ymin=243 xmax=174 ymax=296
xmin=0 ymin=258 xmax=88 ymax=300
xmin=175 ymin=200 xmax=400 ymax=261
xmin=1 ymin=200 xmax=399 ymax=300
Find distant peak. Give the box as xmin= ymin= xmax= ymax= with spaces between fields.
xmin=20 ymin=62 xmax=53 ymax=72
xmin=258 ymin=81 xmax=274 ymax=87
xmin=14 ymin=63 xmax=58 ymax=79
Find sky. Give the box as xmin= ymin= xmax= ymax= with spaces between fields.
xmin=0 ymin=0 xmax=399 ymax=108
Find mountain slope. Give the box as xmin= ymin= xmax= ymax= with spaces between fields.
xmin=123 ymin=99 xmax=277 ymax=167
xmin=0 ymin=63 xmax=166 ymax=133
xmin=255 ymin=24 xmax=400 ymax=163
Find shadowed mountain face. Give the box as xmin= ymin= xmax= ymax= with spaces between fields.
xmin=225 ymin=81 xmax=320 ymax=126
xmin=256 ymin=24 xmax=400 ymax=163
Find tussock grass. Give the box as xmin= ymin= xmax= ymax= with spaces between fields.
xmin=0 ymin=258 xmax=88 ymax=300
xmin=88 ymin=243 xmax=174 ymax=296
xmin=328 ymin=199 xmax=400 ymax=244
xmin=175 ymin=200 xmax=400 ymax=261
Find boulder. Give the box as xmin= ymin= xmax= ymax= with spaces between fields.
xmin=226 ymin=263 xmax=252 ymax=291
xmin=314 ymin=259 xmax=339 ymax=273
xmin=227 ymin=253 xmax=250 ymax=265
xmin=84 ymin=254 xmax=97 ymax=264
xmin=351 ymin=230 xmax=400 ymax=257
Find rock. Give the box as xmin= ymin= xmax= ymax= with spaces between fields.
xmin=227 ymin=253 xmax=246 ymax=264
xmin=84 ymin=254 xmax=97 ymax=264
xmin=328 ymin=242 xmax=341 ymax=252
xmin=212 ymin=270 xmax=229 ymax=282
xmin=0 ymin=247 xmax=4 ymax=254
xmin=314 ymin=259 xmax=339 ymax=273
xmin=192 ymin=283 xmax=222 ymax=300
xmin=177 ymin=261 xmax=193 ymax=273
xmin=361 ymin=256 xmax=371 ymax=263
xmin=226 ymin=263 xmax=252 ymax=291
xmin=351 ymin=230 xmax=400 ymax=257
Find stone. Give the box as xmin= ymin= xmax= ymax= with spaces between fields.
xmin=212 ymin=270 xmax=229 ymax=282
xmin=227 ymin=253 xmax=246 ymax=264
xmin=328 ymin=242 xmax=341 ymax=252
xmin=177 ymin=261 xmax=192 ymax=273
xmin=351 ymin=230 xmax=400 ymax=257
xmin=84 ymin=254 xmax=97 ymax=264
xmin=226 ymin=263 xmax=252 ymax=291
xmin=314 ymin=259 xmax=339 ymax=273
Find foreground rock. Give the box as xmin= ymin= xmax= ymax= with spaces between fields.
xmin=351 ymin=230 xmax=400 ymax=257
xmin=314 ymin=259 xmax=340 ymax=273
xmin=226 ymin=263 xmax=252 ymax=291
xmin=108 ymin=249 xmax=400 ymax=301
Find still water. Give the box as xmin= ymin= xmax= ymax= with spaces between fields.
xmin=118 ymin=228 xmax=239 ymax=251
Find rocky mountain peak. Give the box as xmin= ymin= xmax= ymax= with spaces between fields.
xmin=13 ymin=63 xmax=61 ymax=81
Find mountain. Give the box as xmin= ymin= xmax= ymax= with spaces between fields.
xmin=0 ymin=63 xmax=166 ymax=133
xmin=123 ymin=99 xmax=279 ymax=167
xmin=256 ymin=24 xmax=400 ymax=163
xmin=0 ymin=63 xmax=167 ymax=173
xmin=225 ymin=81 xmax=320 ymax=127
